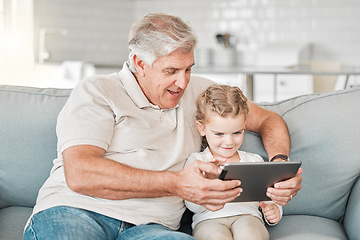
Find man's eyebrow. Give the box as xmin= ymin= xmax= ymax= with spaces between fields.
xmin=163 ymin=64 xmax=195 ymax=71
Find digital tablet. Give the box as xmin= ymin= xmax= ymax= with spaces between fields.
xmin=218 ymin=161 xmax=302 ymax=202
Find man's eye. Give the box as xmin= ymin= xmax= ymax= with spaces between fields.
xmin=165 ymin=69 xmax=176 ymax=74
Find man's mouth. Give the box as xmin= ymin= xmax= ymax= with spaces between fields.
xmin=168 ymin=90 xmax=180 ymax=96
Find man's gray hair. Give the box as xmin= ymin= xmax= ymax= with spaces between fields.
xmin=127 ymin=13 xmax=197 ymax=73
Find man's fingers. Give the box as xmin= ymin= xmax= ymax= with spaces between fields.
xmin=181 ymin=161 xmax=243 ymax=208
xmin=196 ymin=160 xmax=223 ymax=176
xmin=199 ymin=179 xmax=242 ymax=203
xmin=266 ymin=168 xmax=303 ymax=206
xmin=274 ymin=169 xmax=303 ymax=189
xmin=203 ymin=189 xmax=241 ymax=211
xmin=266 ymin=189 xmax=293 ymax=206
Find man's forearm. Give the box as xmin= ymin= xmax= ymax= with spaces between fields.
xmin=77 ymin=168 xmax=179 ymax=200
xmin=63 ymin=145 xmax=244 ymax=210
xmin=63 ymin=145 xmax=179 ymax=200
xmin=259 ymin=111 xmax=290 ymax=159
xmin=246 ymin=102 xmax=290 ymax=160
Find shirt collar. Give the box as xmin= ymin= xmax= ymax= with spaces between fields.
xmin=203 ymin=147 xmax=214 ymax=160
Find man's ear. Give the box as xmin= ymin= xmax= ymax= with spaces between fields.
xmin=133 ymin=54 xmax=145 ymax=77
xmin=195 ymin=120 xmax=206 ymax=136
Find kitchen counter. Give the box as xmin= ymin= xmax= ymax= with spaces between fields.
xmin=193 ymin=64 xmax=360 ymax=100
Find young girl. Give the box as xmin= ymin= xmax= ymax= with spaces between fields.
xmin=185 ymin=84 xmax=282 ymax=240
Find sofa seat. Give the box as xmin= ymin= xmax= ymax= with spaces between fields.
xmin=268 ymin=215 xmax=348 ymax=240
xmin=0 ymin=207 xmax=32 ymax=239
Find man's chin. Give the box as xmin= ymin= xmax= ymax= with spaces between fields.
xmin=160 ymin=95 xmax=182 ymax=109
xmin=161 ymin=101 xmax=179 ymax=109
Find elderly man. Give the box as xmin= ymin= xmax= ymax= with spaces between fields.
xmin=24 ymin=13 xmax=302 ymax=240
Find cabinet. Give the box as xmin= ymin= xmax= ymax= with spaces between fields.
xmin=192 ymin=73 xmax=244 ymax=89
xmin=254 ymin=74 xmax=313 ymax=102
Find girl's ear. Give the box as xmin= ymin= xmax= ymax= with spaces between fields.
xmin=195 ymin=120 xmax=206 ymax=136
xmin=133 ymin=54 xmax=145 ymax=77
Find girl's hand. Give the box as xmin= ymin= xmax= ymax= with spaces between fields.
xmin=259 ymin=202 xmax=281 ymax=224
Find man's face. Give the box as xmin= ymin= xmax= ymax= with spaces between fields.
xmin=136 ymin=49 xmax=195 ymax=109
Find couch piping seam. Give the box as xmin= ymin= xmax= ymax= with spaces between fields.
xmin=0 ymin=89 xmax=71 ymax=98
xmin=260 ymin=88 xmax=360 ymax=117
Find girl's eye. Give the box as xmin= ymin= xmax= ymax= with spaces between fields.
xmin=234 ymin=131 xmax=243 ymax=135
xmin=215 ymin=133 xmax=223 ymax=136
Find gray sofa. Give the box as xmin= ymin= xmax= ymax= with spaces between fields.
xmin=0 ymin=84 xmax=359 ymax=240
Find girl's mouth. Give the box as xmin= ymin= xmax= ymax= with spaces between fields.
xmin=222 ymin=147 xmax=233 ymax=150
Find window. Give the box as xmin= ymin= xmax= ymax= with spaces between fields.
xmin=0 ymin=0 xmax=34 ymax=84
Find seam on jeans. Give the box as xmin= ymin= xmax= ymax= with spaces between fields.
xmin=117 ymin=221 xmax=136 ymax=238
xmin=28 ymin=219 xmax=39 ymax=240
xmin=116 ymin=221 xmax=124 ymax=238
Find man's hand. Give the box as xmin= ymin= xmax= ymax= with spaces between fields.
xmin=266 ymin=168 xmax=303 ymax=206
xmin=176 ymin=160 xmax=241 ymax=211
xmin=203 ymin=158 xmax=227 ymax=179
xmin=259 ymin=202 xmax=281 ymax=224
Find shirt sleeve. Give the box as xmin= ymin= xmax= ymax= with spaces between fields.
xmin=56 ymin=78 xmax=115 ymax=154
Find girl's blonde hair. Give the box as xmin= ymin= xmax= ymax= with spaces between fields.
xmin=196 ymin=84 xmax=249 ymax=124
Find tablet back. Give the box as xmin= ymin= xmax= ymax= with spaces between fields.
xmin=218 ymin=162 xmax=302 ymax=202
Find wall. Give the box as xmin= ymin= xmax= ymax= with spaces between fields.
xmin=134 ymin=0 xmax=360 ymax=66
xmin=33 ymin=0 xmax=360 ymax=67
xmin=34 ymin=0 xmax=134 ymax=66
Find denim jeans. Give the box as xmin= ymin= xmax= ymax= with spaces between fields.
xmin=23 ymin=206 xmax=195 ymax=240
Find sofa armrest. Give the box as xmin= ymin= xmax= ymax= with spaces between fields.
xmin=343 ymin=177 xmax=360 ymax=239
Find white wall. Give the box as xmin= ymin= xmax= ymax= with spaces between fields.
xmin=134 ymin=0 xmax=360 ymax=66
xmin=5 ymin=0 xmax=359 ymax=89
xmin=33 ymin=0 xmax=134 ymax=66
xmin=31 ymin=0 xmax=360 ymax=67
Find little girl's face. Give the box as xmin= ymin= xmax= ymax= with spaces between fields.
xmin=196 ymin=113 xmax=246 ymax=160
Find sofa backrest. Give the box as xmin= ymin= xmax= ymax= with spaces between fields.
xmin=0 ymin=85 xmax=72 ymax=208
xmin=240 ymin=86 xmax=360 ymax=222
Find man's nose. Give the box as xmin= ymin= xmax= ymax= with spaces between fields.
xmin=175 ymin=72 xmax=189 ymax=89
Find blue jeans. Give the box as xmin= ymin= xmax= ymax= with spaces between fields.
xmin=23 ymin=206 xmax=195 ymax=240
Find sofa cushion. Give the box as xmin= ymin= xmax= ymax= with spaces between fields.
xmin=267 ymin=215 xmax=348 ymax=240
xmin=0 ymin=85 xmax=72 ymax=208
xmin=343 ymin=177 xmax=360 ymax=240
xmin=240 ymin=86 xmax=360 ymax=222
xmin=0 ymin=207 xmax=33 ymax=239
